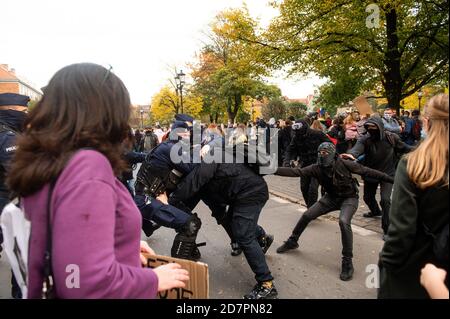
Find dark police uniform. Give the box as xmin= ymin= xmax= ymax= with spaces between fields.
xmin=134 ymin=116 xmax=204 ymax=260
xmin=0 ymin=92 xmax=30 ymax=299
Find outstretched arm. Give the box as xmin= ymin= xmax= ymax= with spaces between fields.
xmin=276 ymin=164 xmax=319 ymax=179
xmin=343 ymin=160 xmax=394 ymax=183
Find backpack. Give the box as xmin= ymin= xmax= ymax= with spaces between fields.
xmin=411 ymin=119 xmax=422 ymax=140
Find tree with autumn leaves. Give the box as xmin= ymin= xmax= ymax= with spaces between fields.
xmin=150 ymin=86 xmax=202 ymax=125
xmin=227 ymin=0 xmax=448 ymax=113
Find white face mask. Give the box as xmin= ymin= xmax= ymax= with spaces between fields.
xmin=384 ymin=113 xmax=392 ymax=120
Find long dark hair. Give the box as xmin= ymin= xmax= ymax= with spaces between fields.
xmin=7 ymin=63 xmax=131 ymax=196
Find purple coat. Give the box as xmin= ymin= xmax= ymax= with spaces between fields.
xmin=24 ymin=150 xmax=158 ymax=298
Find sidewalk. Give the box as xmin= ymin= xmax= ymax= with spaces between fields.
xmin=264 ymin=175 xmax=384 ymax=235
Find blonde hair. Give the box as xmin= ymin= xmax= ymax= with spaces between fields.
xmin=343 ymin=114 xmax=355 ymax=126
xmin=407 ymin=94 xmax=449 ymax=189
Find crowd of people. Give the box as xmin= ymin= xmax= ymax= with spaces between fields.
xmin=0 ymin=62 xmax=448 ymax=300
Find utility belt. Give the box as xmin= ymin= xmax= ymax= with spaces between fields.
xmin=144 ymin=168 xmax=183 ymax=198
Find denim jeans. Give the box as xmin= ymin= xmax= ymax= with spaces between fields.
xmin=290 ymin=194 xmax=358 ymax=258
xmin=230 ymin=203 xmax=273 ymax=283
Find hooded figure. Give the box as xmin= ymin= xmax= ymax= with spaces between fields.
xmin=345 ymin=115 xmax=413 ymax=235
xmin=283 ymin=118 xmax=330 ymax=208
xmin=276 ymin=141 xmax=394 ymax=281
xmin=317 ymin=142 xmax=336 ymax=168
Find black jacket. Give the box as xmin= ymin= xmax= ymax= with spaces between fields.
xmin=348 ymin=116 xmax=413 ymax=179
xmin=279 ymin=125 xmax=293 ymax=153
xmin=283 ymin=128 xmax=330 ymax=167
xmin=277 ymin=158 xmax=394 ymax=198
xmin=170 ymin=161 xmax=269 ymax=208
xmin=379 ymin=158 xmax=449 ymax=298
xmin=0 ymin=123 xmax=19 ymax=197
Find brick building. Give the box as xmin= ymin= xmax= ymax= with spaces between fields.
xmin=0 ymin=64 xmax=43 ymax=101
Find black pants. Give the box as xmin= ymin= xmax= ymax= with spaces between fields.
xmin=230 ymin=204 xmax=273 ymax=283
xmin=289 ymin=194 xmax=358 ymax=258
xmin=363 ymin=181 xmax=393 ymax=234
xmin=300 ymin=175 xmax=319 ymax=208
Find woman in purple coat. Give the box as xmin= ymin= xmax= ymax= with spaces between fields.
xmin=7 ymin=63 xmax=188 ymax=298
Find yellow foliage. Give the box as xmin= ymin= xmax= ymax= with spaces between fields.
xmin=150 ymin=86 xmax=203 ymax=124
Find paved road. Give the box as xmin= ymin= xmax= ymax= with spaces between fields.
xmin=0 ymin=195 xmax=383 ymax=299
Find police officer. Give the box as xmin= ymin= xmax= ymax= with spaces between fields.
xmin=283 ymin=119 xmax=330 ymax=208
xmin=134 ymin=115 xmax=204 ymax=261
xmin=0 ymin=92 xmax=30 ymax=298
xmin=168 ymin=152 xmax=277 ymax=299
xmin=276 ymin=142 xmax=395 ymax=281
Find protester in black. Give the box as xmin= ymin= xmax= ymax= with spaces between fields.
xmin=169 ymin=158 xmax=276 ymax=299
xmin=276 ymin=142 xmax=394 ymax=281
xmin=283 ymin=119 xmax=330 ymax=208
xmin=342 ymin=116 xmax=413 ymax=236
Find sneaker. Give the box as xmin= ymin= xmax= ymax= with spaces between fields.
xmin=363 ymin=211 xmax=382 ymax=218
xmin=340 ymin=258 xmax=354 ymax=281
xmin=243 ymin=282 xmax=278 ymax=299
xmin=276 ymin=239 xmax=299 ymax=254
xmin=259 ymin=234 xmax=274 ymax=254
xmin=230 ymin=242 xmax=242 ymax=256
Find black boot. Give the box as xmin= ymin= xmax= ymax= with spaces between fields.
xmin=340 ymin=257 xmax=354 ymax=281
xmin=258 ymin=234 xmax=274 ymax=254
xmin=276 ymin=237 xmax=299 ymax=254
xmin=244 ymin=281 xmax=278 ymax=299
xmin=171 ymin=214 xmax=202 ymax=261
xmin=230 ymin=242 xmax=242 ymax=256
xmin=142 ymin=219 xmax=161 ymax=237
xmin=363 ymin=211 xmax=381 ymax=218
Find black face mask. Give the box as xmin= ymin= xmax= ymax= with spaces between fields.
xmin=367 ymin=129 xmax=380 ymax=140
xmin=318 ymin=152 xmax=335 ymax=168
xmin=0 ymin=109 xmax=27 ymax=132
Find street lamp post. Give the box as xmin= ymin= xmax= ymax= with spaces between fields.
xmin=418 ymin=89 xmax=424 ymax=113
xmin=175 ymin=70 xmax=186 ymax=113
xmin=140 ymin=109 xmax=144 ymax=129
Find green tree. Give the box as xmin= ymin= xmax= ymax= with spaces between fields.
xmin=233 ymin=0 xmax=449 ymax=113
xmin=285 ymin=101 xmax=307 ymax=119
xmin=262 ymin=98 xmax=286 ymax=120
xmin=190 ymin=7 xmax=274 ymax=123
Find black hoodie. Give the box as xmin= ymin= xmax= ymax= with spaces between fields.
xmin=348 ymin=116 xmax=413 ymax=180
xmin=283 ymin=120 xmax=330 ymax=167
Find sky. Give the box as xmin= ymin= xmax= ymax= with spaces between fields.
xmin=1 ymin=0 xmax=324 ymax=104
